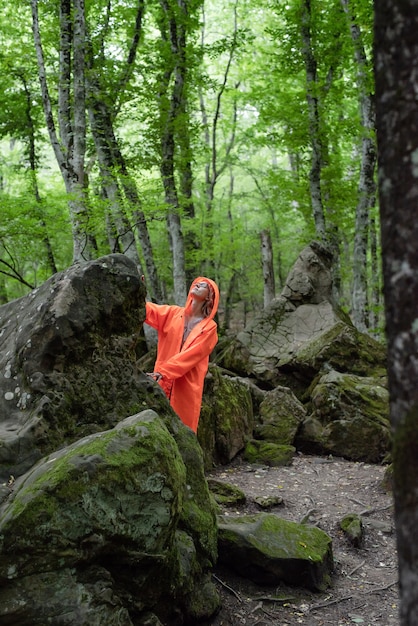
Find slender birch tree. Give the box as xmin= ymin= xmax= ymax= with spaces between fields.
xmin=83 ymin=3 xmax=163 ymax=302
xmin=300 ymin=0 xmax=327 ymax=240
xmin=341 ymin=0 xmax=377 ymax=333
xmin=260 ymin=229 xmax=275 ymax=307
xmin=31 ymin=0 xmax=96 ymax=262
xmin=156 ymin=0 xmax=198 ymax=304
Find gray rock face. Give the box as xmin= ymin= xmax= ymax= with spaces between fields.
xmin=281 ymin=240 xmax=334 ymax=305
xmin=212 ymin=242 xmax=389 ymax=464
xmin=0 ymin=253 xmax=152 ymax=480
xmin=0 ymin=254 xmax=220 ymax=625
xmin=218 ymin=242 xmax=385 ymax=386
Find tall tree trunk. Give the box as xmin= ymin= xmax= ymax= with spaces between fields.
xmin=160 ymin=124 xmax=187 ymax=304
xmin=252 ymin=171 xmax=284 ymax=288
xmin=375 ymin=2 xmax=418 ymax=624
xmin=221 ymin=269 xmax=238 ymax=334
xmin=87 ymin=90 xmax=140 ymax=267
xmin=21 ymin=75 xmax=57 ymax=275
xmin=175 ymin=0 xmax=195 ymax=221
xmin=300 ymin=0 xmax=326 ymax=239
xmin=83 ymin=3 xmax=163 ymax=302
xmin=260 ymin=229 xmax=275 ymax=308
xmin=89 ymin=95 xmax=163 ymax=301
xmin=342 ymin=0 xmax=377 ymax=333
xmin=31 ymin=0 xmax=96 ymax=262
xmin=199 ymin=1 xmax=238 ymax=251
xmin=158 ymin=0 xmax=191 ymax=304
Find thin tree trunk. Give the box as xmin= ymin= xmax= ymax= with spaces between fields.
xmin=175 ymin=0 xmax=195 ymax=221
xmin=90 ymin=103 xmax=162 ymax=300
xmin=252 ymin=172 xmax=284 ymax=288
xmin=87 ymin=92 xmax=140 ymax=266
xmin=160 ymin=131 xmax=187 ymax=305
xmin=342 ymin=0 xmax=377 ymax=333
xmin=300 ymin=0 xmax=326 ymax=239
xmin=260 ymin=229 xmax=275 ymax=308
xmin=31 ymin=0 xmax=95 ymax=262
xmin=158 ymin=0 xmax=189 ymax=304
xmin=221 ymin=269 xmax=238 ymax=334
xmin=375 ymin=1 xmax=418 ymax=624
xmin=21 ymin=75 xmax=57 ymax=275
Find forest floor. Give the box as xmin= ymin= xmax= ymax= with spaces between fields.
xmin=206 ymin=453 xmax=399 ymax=626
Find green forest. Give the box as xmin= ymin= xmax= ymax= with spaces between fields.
xmin=0 ymin=0 xmax=378 ymax=335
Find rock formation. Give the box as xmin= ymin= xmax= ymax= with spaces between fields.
xmin=209 ymin=241 xmax=389 ymax=465
xmin=0 ymin=243 xmax=391 ymax=624
xmin=0 ymin=254 xmax=220 ymax=625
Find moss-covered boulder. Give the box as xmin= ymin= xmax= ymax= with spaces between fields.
xmin=207 ymin=478 xmax=247 ymax=507
xmin=255 ymin=385 xmax=306 ymax=444
xmin=244 ymin=439 xmax=296 ymax=466
xmin=198 ymin=365 xmax=254 ymax=469
xmin=0 ymin=253 xmax=169 ymax=481
xmin=217 ymin=512 xmax=334 ymax=591
xmin=297 ymin=369 xmax=391 ymax=462
xmin=0 ymin=410 xmax=220 ymax=625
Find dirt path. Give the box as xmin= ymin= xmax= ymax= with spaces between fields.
xmin=206 ymin=453 xmax=398 ymax=626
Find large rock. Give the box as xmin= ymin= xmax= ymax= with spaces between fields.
xmin=0 ymin=255 xmax=220 ymax=624
xmin=255 ymin=385 xmax=306 ymax=444
xmin=297 ymin=369 xmax=391 ymax=462
xmin=217 ymin=242 xmax=386 ymax=395
xmin=0 ymin=253 xmax=160 ymax=480
xmin=217 ymin=512 xmax=334 ymax=591
xmin=243 ymin=439 xmax=296 ymax=466
xmin=281 ymin=239 xmax=334 ymax=305
xmin=0 ymin=410 xmax=219 ymax=624
xmin=213 ymin=242 xmax=390 ymax=463
xmin=198 ymin=366 xmax=254 ymax=469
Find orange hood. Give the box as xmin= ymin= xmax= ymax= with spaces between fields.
xmin=184 ymin=276 xmax=219 ymax=322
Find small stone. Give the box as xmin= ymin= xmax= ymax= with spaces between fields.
xmin=254 ymin=495 xmax=284 ymax=509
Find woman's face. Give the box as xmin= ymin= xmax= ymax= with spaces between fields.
xmin=191 ymin=281 xmax=210 ymax=298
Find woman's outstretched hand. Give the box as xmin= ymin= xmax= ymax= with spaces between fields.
xmin=147 ymin=372 xmax=163 ymax=383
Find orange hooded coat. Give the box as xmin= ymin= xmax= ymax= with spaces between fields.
xmin=144 ymin=277 xmax=219 ymax=433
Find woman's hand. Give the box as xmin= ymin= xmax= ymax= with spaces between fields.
xmin=146 ymin=372 xmax=163 ymax=383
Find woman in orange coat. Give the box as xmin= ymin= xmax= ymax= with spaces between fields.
xmin=144 ymin=277 xmax=219 ymax=433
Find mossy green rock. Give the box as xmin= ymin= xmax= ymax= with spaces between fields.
xmin=340 ymin=513 xmax=364 ymax=547
xmin=0 ymin=410 xmax=219 ymax=624
xmin=198 ymin=365 xmax=254 ymax=469
xmin=298 ymin=370 xmax=391 ymax=462
xmin=218 ymin=512 xmax=334 ymax=591
xmin=255 ymin=385 xmax=306 ymax=444
xmin=244 ymin=439 xmax=295 ymax=466
xmin=207 ymin=478 xmax=246 ymax=506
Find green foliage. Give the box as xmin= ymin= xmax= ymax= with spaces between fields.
xmin=0 ymin=0 xmax=381 ymax=334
